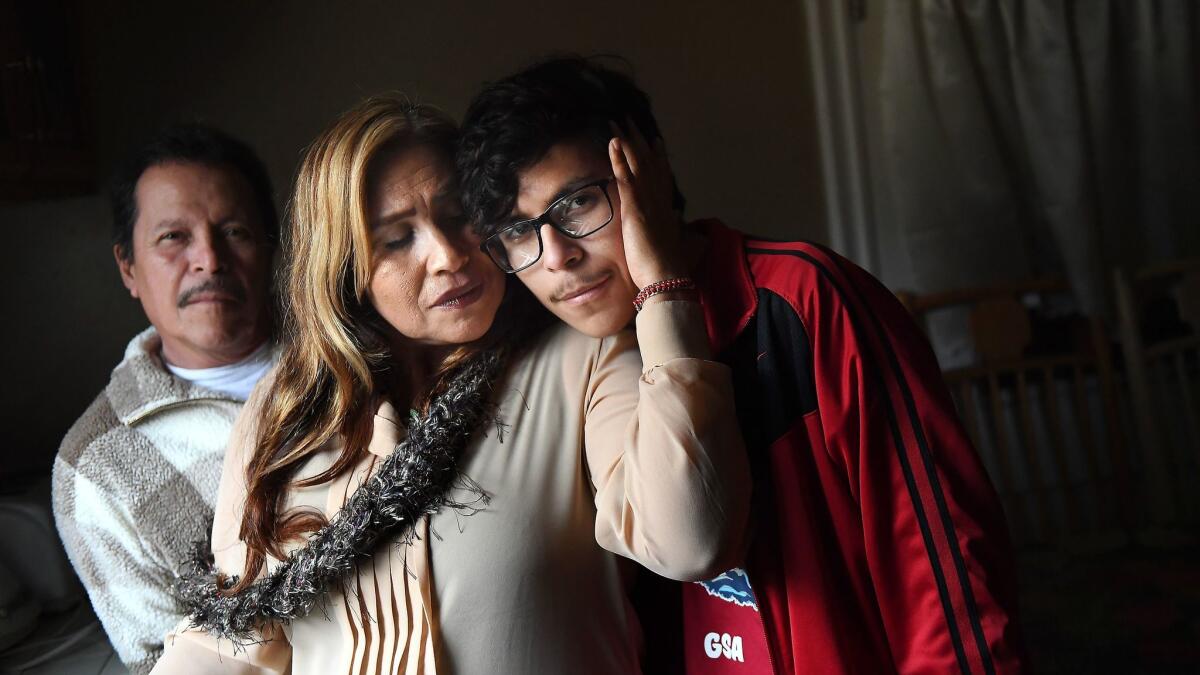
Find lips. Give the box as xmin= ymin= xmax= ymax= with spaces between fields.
xmin=431 ymin=281 xmax=483 ymax=309
xmin=556 ymin=273 xmax=612 ymax=305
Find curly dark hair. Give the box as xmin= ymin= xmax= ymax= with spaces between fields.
xmin=109 ymin=122 xmax=278 ymax=261
xmin=457 ymin=55 xmax=685 ymax=236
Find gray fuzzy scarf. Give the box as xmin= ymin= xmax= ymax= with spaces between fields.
xmin=175 ymin=349 xmax=507 ymax=643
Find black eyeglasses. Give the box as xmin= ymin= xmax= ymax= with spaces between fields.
xmin=480 ymin=178 xmax=615 ymax=273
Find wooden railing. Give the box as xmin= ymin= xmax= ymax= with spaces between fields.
xmin=1114 ymin=259 xmax=1200 ymax=526
xmin=900 ymin=280 xmax=1133 ymax=548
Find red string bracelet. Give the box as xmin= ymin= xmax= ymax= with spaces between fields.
xmin=633 ymin=277 xmax=697 ymax=311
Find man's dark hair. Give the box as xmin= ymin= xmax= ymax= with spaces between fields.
xmin=110 ymin=122 xmax=278 ymax=261
xmin=458 ymin=55 xmax=685 ymax=235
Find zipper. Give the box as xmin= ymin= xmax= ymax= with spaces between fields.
xmin=756 ymin=598 xmax=779 ymax=675
xmin=742 ymin=563 xmax=779 ymax=675
xmin=126 ymin=397 xmax=236 ymax=425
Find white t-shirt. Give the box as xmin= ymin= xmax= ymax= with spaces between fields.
xmin=165 ymin=343 xmax=273 ymax=401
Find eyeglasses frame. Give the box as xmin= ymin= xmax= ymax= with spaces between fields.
xmin=480 ymin=177 xmax=616 ymax=274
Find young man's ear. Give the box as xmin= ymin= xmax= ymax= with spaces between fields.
xmin=114 ymin=244 xmax=140 ymax=299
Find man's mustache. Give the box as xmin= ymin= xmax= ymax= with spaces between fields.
xmin=177 ymin=278 xmax=247 ymax=307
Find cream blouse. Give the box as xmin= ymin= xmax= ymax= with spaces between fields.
xmin=152 ymin=301 xmax=749 ymax=675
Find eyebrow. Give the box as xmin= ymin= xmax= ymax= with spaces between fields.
xmin=149 ymin=211 xmax=248 ymax=232
xmin=508 ymin=174 xmax=601 ymax=225
xmin=371 ymin=208 xmax=416 ymax=230
xmin=150 ymin=219 xmax=189 ymax=233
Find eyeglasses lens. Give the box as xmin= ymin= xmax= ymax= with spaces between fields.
xmin=486 ymin=183 xmax=612 ymax=273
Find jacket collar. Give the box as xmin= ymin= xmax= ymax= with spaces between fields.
xmin=691 ymin=219 xmax=758 ymax=353
xmin=106 ymin=326 xmax=243 ymax=426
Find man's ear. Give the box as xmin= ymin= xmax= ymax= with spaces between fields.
xmin=114 ymin=245 xmax=139 ymax=299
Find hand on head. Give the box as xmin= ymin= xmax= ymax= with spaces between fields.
xmin=607 ymin=119 xmax=687 ymax=290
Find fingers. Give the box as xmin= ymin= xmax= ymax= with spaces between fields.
xmin=609 ymin=137 xmax=632 ymax=184
xmin=623 ymin=117 xmax=655 ymax=165
xmin=609 ymin=118 xmax=674 ymax=225
xmin=652 ymin=137 xmax=669 ymax=171
xmin=613 ymin=118 xmax=674 ymax=192
xmin=609 ymin=120 xmax=642 ymax=177
xmin=651 ymin=137 xmax=673 ymax=194
xmin=609 ymin=137 xmax=642 ymax=217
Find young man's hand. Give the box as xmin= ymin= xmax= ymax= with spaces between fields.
xmin=608 ymin=121 xmax=689 ymax=291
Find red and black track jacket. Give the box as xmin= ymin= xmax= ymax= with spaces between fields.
xmin=676 ymin=221 xmax=1026 ymax=674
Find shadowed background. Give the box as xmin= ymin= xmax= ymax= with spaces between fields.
xmin=1 ymin=0 xmax=824 ymax=479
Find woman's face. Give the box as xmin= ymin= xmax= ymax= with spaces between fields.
xmin=366 ymin=144 xmax=505 ymax=346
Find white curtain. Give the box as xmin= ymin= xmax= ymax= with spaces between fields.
xmin=877 ymin=0 xmax=1200 ymax=316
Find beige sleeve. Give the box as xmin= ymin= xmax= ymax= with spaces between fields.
xmin=585 ymin=300 xmax=752 ymax=582
xmin=152 ymin=623 xmax=291 ymax=675
xmin=151 ymin=370 xmax=293 ymax=674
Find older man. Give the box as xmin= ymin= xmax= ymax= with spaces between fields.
xmin=52 ymin=124 xmax=277 ymax=674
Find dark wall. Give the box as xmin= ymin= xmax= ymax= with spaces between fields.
xmin=0 ymin=0 xmax=825 ymax=479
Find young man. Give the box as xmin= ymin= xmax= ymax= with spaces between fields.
xmin=458 ymin=57 xmax=1026 ymax=674
xmin=52 ymin=124 xmax=277 ymax=674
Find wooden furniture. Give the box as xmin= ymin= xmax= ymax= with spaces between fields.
xmin=1114 ymin=259 xmax=1200 ymax=526
xmin=901 ymin=280 xmax=1132 ymax=548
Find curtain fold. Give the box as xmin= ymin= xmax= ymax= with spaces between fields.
xmin=877 ymin=0 xmax=1200 ymax=316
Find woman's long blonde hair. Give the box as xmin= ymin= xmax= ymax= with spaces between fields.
xmin=232 ymin=95 xmax=536 ymax=591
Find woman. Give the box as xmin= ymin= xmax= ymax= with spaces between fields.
xmin=152 ymin=96 xmax=748 ymax=674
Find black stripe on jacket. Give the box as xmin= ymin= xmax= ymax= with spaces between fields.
xmin=746 ymin=246 xmax=994 ymax=675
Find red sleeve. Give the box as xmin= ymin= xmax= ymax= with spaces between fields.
xmin=764 ymin=243 xmax=1027 ymax=674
